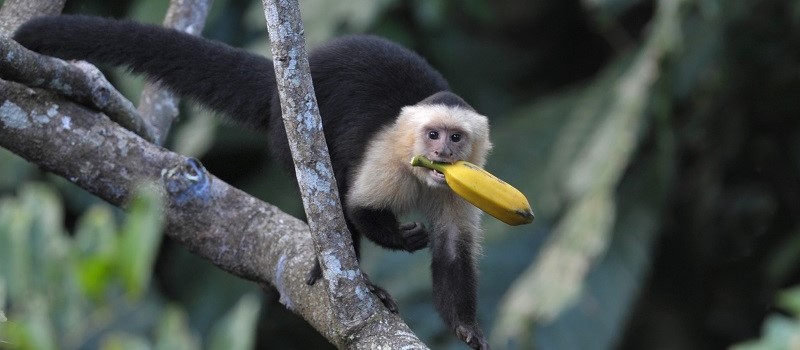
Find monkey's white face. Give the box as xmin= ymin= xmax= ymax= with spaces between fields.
xmin=417 ymin=123 xmax=471 ymax=187
xmin=397 ymin=104 xmax=492 ymax=189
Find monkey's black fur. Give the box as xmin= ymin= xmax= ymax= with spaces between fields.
xmin=14 ymin=16 xmax=448 ymax=183
xmin=14 ymin=16 xmax=489 ymax=349
xmin=15 ymin=14 xmax=445 ymax=268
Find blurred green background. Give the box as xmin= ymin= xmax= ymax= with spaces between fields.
xmin=1 ymin=0 xmax=799 ymax=349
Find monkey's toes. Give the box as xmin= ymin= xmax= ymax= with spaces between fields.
xmin=456 ymin=324 xmax=490 ymax=350
xmin=364 ymin=275 xmax=400 ymax=313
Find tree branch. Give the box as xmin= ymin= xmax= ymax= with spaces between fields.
xmin=260 ymin=1 xmax=427 ymax=347
xmin=0 ymin=10 xmax=157 ymax=143
xmin=261 ymin=0 xmax=365 ymax=319
xmin=0 ymin=0 xmax=64 ymax=35
xmin=0 ymin=38 xmax=156 ymax=142
xmin=0 ymin=79 xmax=416 ymax=347
xmin=137 ymin=0 xmax=212 ymax=144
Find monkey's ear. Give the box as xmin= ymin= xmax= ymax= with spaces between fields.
xmin=417 ymin=91 xmax=475 ymax=111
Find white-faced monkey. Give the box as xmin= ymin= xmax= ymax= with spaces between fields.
xmin=15 ymin=15 xmax=493 ymax=349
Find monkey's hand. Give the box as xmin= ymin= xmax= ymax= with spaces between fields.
xmin=456 ymin=324 xmax=490 ymax=350
xmin=399 ymin=222 xmax=429 ymax=252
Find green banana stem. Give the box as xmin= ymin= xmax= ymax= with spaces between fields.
xmin=410 ymin=155 xmax=447 ymax=172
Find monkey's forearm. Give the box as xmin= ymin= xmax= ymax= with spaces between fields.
xmin=348 ymin=206 xmax=429 ymax=252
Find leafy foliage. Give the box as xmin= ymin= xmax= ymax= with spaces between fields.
xmin=732 ymin=286 xmax=800 ymax=350
xmin=0 ymin=183 xmax=261 ymax=350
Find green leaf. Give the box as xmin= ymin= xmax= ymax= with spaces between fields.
xmin=116 ymin=184 xmax=165 ymax=298
xmin=0 ymin=148 xmax=35 ymax=191
xmin=207 ymin=295 xmax=262 ymax=350
xmin=0 ymin=193 xmax=33 ymax=302
xmin=0 ymin=184 xmax=68 ymax=302
xmin=3 ymin=298 xmax=57 ymax=350
xmin=154 ymin=305 xmax=200 ymax=350
xmin=74 ymin=206 xmax=120 ymax=298
xmin=101 ymin=333 xmax=153 ymax=350
xmin=731 ymin=315 xmax=800 ymax=350
xmin=766 ymin=232 xmax=800 ymax=285
xmin=19 ymin=185 xmax=70 ymax=299
xmin=778 ymin=287 xmax=800 ymax=318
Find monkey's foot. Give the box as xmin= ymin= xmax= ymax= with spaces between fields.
xmin=364 ymin=273 xmax=399 ymax=313
xmin=306 ymin=262 xmax=399 ymax=313
xmin=456 ymin=324 xmax=490 ymax=350
xmin=399 ymin=222 xmax=429 ymax=252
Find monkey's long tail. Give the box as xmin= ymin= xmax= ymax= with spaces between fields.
xmin=13 ymin=15 xmax=275 ymax=130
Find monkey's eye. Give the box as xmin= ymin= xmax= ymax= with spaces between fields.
xmin=428 ymin=131 xmax=440 ymax=140
xmin=450 ymin=133 xmax=461 ymax=143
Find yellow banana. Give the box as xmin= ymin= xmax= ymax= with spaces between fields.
xmin=410 ymin=155 xmax=534 ymax=226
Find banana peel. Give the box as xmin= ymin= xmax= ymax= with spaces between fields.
xmin=410 ymin=155 xmax=534 ymax=226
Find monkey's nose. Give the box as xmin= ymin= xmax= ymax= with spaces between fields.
xmin=431 ymin=151 xmax=454 ymax=163
xmin=433 ymin=149 xmax=453 ymax=157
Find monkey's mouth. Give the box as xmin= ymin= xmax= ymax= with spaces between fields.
xmin=427 ymin=160 xmax=451 ymax=184
xmin=429 ymin=168 xmax=446 ymax=183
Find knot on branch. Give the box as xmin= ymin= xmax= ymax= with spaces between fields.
xmin=162 ymin=157 xmax=212 ymax=206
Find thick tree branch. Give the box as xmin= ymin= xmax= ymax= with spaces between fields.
xmin=0 ymin=0 xmax=64 ymax=35
xmin=137 ymin=0 xmax=212 ymax=144
xmin=0 ymin=80 xmax=420 ymax=347
xmin=0 ymin=76 xmax=335 ymax=330
xmin=0 ymin=35 xmax=157 ymax=143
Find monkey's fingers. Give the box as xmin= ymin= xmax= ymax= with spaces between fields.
xmin=400 ymin=222 xmax=429 ymax=252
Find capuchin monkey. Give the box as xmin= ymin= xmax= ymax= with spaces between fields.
xmin=14 ymin=15 xmax=493 ymax=349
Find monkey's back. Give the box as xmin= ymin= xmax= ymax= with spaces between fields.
xmin=269 ymin=35 xmax=451 ymax=195
xmin=13 ymin=17 xmax=451 ymax=202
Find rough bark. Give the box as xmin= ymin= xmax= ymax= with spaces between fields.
xmin=0 ymin=1 xmax=158 ymax=143
xmin=261 ymin=0 xmax=366 ymax=320
xmin=0 ymin=37 xmax=156 ymax=142
xmin=0 ymin=0 xmax=64 ymax=35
